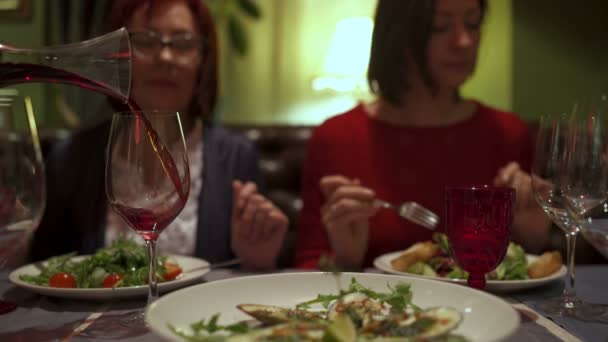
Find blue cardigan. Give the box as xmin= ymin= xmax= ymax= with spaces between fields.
xmin=30 ymin=120 xmax=263 ymax=263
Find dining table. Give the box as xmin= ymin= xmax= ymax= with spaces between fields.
xmin=0 ymin=264 xmax=606 ymax=342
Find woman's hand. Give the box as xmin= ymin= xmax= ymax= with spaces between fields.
xmin=494 ymin=162 xmax=535 ymax=210
xmin=493 ymin=162 xmax=551 ymax=252
xmin=319 ymin=175 xmax=378 ymax=270
xmin=231 ymin=180 xmax=288 ymax=270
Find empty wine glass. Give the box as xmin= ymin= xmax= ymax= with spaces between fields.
xmin=532 ymin=100 xmax=608 ymax=316
xmin=106 ymin=111 xmax=190 ymax=324
xmin=0 ymin=90 xmax=46 ymax=314
xmin=581 ymin=202 xmax=608 ymax=260
xmin=578 ymin=96 xmax=608 ymax=258
xmin=445 ymin=186 xmax=514 ymax=290
xmin=564 ymin=97 xmax=608 ymax=218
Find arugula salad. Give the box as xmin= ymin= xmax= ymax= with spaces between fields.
xmin=170 ymin=278 xmax=469 ymax=341
xmin=20 ymin=238 xmax=182 ymax=288
xmin=393 ymin=233 xmax=528 ymax=281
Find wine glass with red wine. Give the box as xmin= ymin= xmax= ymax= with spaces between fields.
xmin=445 ymin=186 xmax=514 ymax=290
xmin=105 ymin=111 xmax=190 ymax=322
xmin=0 ymin=90 xmax=45 ymax=314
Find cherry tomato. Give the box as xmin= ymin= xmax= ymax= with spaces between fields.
xmin=164 ymin=262 xmax=182 ymax=281
xmin=48 ymin=272 xmax=77 ymax=288
xmin=102 ymin=274 xmax=124 ymax=288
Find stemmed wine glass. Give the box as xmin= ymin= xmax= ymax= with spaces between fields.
xmin=579 ymin=96 xmax=608 ymax=261
xmin=532 ymin=101 xmax=608 ymax=316
xmin=0 ymin=91 xmax=46 ymax=314
xmin=105 ymin=111 xmax=190 ymax=323
xmin=445 ymin=186 xmax=514 ymax=290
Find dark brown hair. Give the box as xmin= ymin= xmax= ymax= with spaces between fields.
xmin=367 ymin=0 xmax=487 ymax=105
xmin=106 ymin=0 xmax=219 ymax=120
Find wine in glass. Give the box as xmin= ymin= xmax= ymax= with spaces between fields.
xmin=445 ymin=186 xmax=514 ymax=290
xmin=105 ymin=111 xmax=190 ymax=323
xmin=532 ymin=102 xmax=608 ymax=316
xmin=0 ymin=90 xmax=45 ymax=314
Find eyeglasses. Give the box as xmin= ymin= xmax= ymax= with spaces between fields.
xmin=129 ymin=30 xmax=205 ymax=59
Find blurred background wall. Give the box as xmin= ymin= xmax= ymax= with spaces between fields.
xmin=512 ymin=0 xmax=608 ymax=120
xmin=0 ymin=0 xmax=606 ymax=127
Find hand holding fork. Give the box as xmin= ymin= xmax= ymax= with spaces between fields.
xmin=319 ymin=175 xmax=439 ymax=269
xmin=319 ymin=175 xmax=439 ymax=230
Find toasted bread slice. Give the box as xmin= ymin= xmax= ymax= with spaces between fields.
xmin=527 ymin=251 xmax=562 ymax=279
xmin=390 ymin=241 xmax=438 ymax=272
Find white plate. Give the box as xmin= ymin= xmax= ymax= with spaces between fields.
xmin=374 ymin=252 xmax=566 ymax=292
xmin=9 ymin=255 xmax=209 ymax=300
xmin=146 ymin=272 xmax=520 ymax=342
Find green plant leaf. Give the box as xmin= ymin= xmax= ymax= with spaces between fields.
xmin=236 ymin=0 xmax=261 ymax=19
xmin=228 ymin=15 xmax=247 ymax=56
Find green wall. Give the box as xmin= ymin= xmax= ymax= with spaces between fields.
xmin=3 ymin=1 xmax=606 ymax=126
xmin=218 ymin=0 xmax=378 ymax=125
xmin=0 ymin=1 xmax=47 ymax=125
xmin=512 ymin=0 xmax=608 ymax=120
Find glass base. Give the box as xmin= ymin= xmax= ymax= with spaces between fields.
xmin=0 ymin=299 xmax=17 ymax=315
xmin=75 ymin=309 xmax=151 ymax=339
xmin=537 ymin=296 xmax=606 ymax=318
xmin=118 ymin=309 xmax=148 ymax=328
xmin=467 ymin=273 xmax=486 ymax=290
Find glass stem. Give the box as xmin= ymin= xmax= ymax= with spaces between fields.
xmin=469 ymin=273 xmax=486 ymax=290
xmin=146 ymin=239 xmax=159 ymax=305
xmin=563 ymin=230 xmax=577 ymax=301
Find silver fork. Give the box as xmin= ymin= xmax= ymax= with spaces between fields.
xmin=374 ymin=199 xmax=439 ymax=230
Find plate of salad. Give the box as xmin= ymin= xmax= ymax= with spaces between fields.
xmin=9 ymin=239 xmax=210 ymax=300
xmin=374 ymin=233 xmax=566 ymax=292
xmin=145 ymin=272 xmax=519 ymax=342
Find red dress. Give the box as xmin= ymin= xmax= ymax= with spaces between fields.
xmin=295 ymin=102 xmax=533 ymax=268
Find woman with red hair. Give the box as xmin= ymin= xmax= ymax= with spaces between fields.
xmin=32 ymin=0 xmax=288 ymax=270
